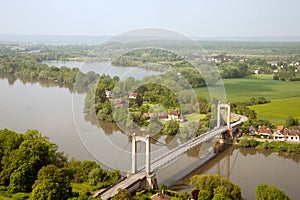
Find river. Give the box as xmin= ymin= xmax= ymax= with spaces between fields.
xmin=1 ymin=61 xmax=299 ymax=199
xmin=168 ymin=146 xmax=300 ymax=199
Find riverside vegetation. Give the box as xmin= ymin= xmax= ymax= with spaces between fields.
xmin=0 ymin=129 xmax=121 ymax=200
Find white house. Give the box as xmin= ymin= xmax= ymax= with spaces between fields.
xmin=129 ymin=92 xmax=138 ymax=99
xmin=105 ymin=90 xmax=113 ymax=98
xmin=273 ymin=126 xmax=286 ymax=141
xmin=286 ymin=130 xmax=300 ymax=143
xmin=168 ymin=110 xmax=185 ymax=122
xmin=258 ymin=127 xmax=272 ymax=138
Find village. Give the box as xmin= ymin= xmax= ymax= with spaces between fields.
xmin=250 ymin=125 xmax=300 ymax=143
xmin=106 ymin=90 xmax=186 ymax=122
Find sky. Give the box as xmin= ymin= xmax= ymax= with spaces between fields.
xmin=1 ymin=0 xmax=300 ymax=38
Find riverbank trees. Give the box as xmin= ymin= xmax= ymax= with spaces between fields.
xmin=0 ymin=53 xmax=99 ymax=91
xmin=190 ymin=174 xmax=242 ymax=200
xmin=255 ymin=184 xmax=290 ymax=200
xmin=0 ymin=129 xmax=121 ymax=199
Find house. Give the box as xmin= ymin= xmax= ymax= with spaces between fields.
xmin=273 ymin=126 xmax=287 ymax=141
xmin=249 ymin=126 xmax=258 ymax=134
xmin=168 ymin=110 xmax=185 ymax=122
xmin=144 ymin=112 xmax=168 ymax=120
xmin=129 ymin=92 xmax=138 ymax=99
xmin=286 ymin=129 xmax=300 ymax=142
xmin=113 ymin=100 xmax=128 ymax=109
xmin=267 ymin=61 xmax=278 ymax=66
xmin=105 ymin=90 xmax=113 ymax=98
xmin=276 ymin=125 xmax=284 ymax=133
xmin=151 ymin=193 xmax=170 ymax=200
xmin=258 ymin=127 xmax=272 ymax=138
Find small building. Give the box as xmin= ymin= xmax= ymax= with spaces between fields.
xmin=144 ymin=112 xmax=168 ymax=120
xmin=151 ymin=193 xmax=170 ymax=200
xmin=249 ymin=126 xmax=258 ymax=134
xmin=113 ymin=100 xmax=128 ymax=109
xmin=168 ymin=110 xmax=185 ymax=122
xmin=276 ymin=125 xmax=284 ymax=134
xmin=258 ymin=127 xmax=272 ymax=139
xmin=129 ymin=92 xmax=138 ymax=99
xmin=105 ymin=90 xmax=113 ymax=98
xmin=286 ymin=129 xmax=300 ymax=142
xmin=267 ymin=61 xmax=278 ymax=66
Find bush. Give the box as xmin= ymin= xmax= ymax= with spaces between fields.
xmin=256 ymin=184 xmax=290 ymax=200
xmin=12 ymin=193 xmax=30 ymax=200
xmin=239 ymin=138 xmax=259 ymax=148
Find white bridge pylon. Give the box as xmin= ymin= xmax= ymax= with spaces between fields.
xmin=131 ymin=134 xmax=151 ymax=175
xmin=217 ymin=102 xmax=231 ymax=129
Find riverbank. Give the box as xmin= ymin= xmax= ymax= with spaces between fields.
xmin=235 ymin=136 xmax=300 ymax=153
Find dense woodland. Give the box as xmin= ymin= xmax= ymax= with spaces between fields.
xmin=0 ymin=129 xmax=121 ymax=199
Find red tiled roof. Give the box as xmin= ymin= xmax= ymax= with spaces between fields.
xmin=277 ymin=125 xmax=284 ymax=131
xmin=258 ymin=128 xmax=272 ymax=134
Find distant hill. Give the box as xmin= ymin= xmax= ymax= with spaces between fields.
xmin=1 ymin=34 xmax=300 ymax=45
xmin=0 ymin=34 xmax=109 ymax=45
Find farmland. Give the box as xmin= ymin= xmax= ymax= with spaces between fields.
xmin=195 ymin=78 xmax=300 ymax=125
xmin=195 ymin=78 xmax=300 ymax=102
xmin=249 ymin=97 xmax=300 ymax=125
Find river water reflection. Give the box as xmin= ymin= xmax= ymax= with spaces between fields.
xmin=171 ymin=146 xmax=300 ymax=200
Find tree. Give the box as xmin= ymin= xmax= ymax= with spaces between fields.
xmin=190 ymin=174 xmax=242 ymax=200
xmin=286 ymin=116 xmax=298 ymax=128
xmin=111 ymin=188 xmax=131 ymax=200
xmin=0 ymin=129 xmax=24 ymax=170
xmin=31 ymin=164 xmax=73 ymax=200
xmin=0 ymin=130 xmax=66 ymax=192
xmin=255 ymin=184 xmax=290 ymax=200
xmin=88 ymin=167 xmax=107 ymax=186
xmin=161 ymin=120 xmax=179 ymax=135
xmin=198 ymin=189 xmax=211 ymax=200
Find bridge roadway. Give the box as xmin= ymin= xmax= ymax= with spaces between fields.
xmin=96 ymin=115 xmax=247 ymax=199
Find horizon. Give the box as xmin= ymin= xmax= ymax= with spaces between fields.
xmin=1 ymin=33 xmax=300 ymax=45
xmin=1 ymin=0 xmax=300 ymax=39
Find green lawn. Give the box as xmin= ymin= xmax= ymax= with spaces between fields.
xmin=195 ymin=78 xmax=300 ymax=102
xmin=185 ymin=113 xmax=206 ymax=121
xmin=249 ymin=97 xmax=300 ymax=125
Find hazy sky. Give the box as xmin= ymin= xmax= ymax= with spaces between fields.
xmin=1 ymin=0 xmax=300 ymax=38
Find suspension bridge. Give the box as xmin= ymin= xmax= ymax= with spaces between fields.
xmin=94 ymin=103 xmax=248 ymax=199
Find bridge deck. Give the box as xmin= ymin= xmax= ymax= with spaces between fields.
xmin=95 ymin=172 xmax=146 ymax=199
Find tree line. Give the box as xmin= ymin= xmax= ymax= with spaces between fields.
xmin=0 ymin=53 xmax=99 ymax=92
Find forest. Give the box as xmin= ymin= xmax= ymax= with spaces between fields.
xmin=0 ymin=129 xmax=121 ymax=200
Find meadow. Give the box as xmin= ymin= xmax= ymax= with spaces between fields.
xmin=196 ymin=78 xmax=300 ymax=102
xmin=249 ymin=98 xmax=300 ymax=125
xmin=195 ymin=78 xmax=300 ymax=125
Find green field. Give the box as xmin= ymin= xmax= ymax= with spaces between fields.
xmin=195 ymin=78 xmax=300 ymax=102
xmin=194 ymin=78 xmax=300 ymax=125
xmin=249 ymin=98 xmax=300 ymax=125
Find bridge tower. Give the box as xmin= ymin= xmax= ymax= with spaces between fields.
xmin=131 ymin=134 xmax=151 ymax=174
xmin=217 ymin=102 xmax=231 ymax=129
xmin=131 ymin=134 xmax=157 ymax=189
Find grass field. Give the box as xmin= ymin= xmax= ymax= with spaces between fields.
xmin=194 ymin=78 xmax=300 ymax=125
xmin=195 ymin=78 xmax=300 ymax=102
xmin=249 ymin=97 xmax=300 ymax=125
